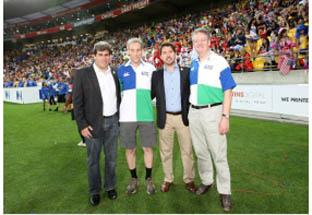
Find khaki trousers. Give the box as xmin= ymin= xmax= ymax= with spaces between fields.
xmin=159 ymin=113 xmax=195 ymax=183
xmin=188 ymin=105 xmax=231 ymax=195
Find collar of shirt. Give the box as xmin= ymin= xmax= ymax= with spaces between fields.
xmin=93 ymin=63 xmax=111 ymax=74
xmin=163 ymin=63 xmax=179 ymax=74
xmin=195 ymin=50 xmax=215 ymax=63
xmin=125 ymin=59 xmax=146 ymax=68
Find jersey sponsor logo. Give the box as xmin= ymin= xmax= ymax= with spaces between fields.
xmin=123 ymin=72 xmax=130 ymax=77
xmin=141 ymin=71 xmax=149 ymax=76
xmin=204 ymin=64 xmax=213 ymax=70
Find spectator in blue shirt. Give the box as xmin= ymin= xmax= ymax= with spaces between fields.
xmin=57 ymin=77 xmax=69 ymax=112
xmin=48 ymin=80 xmax=58 ymax=111
xmin=40 ymin=81 xmax=50 ymax=111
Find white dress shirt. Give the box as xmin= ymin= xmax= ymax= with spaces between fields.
xmin=93 ymin=63 xmax=117 ymax=116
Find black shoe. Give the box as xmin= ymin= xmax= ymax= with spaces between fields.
xmin=220 ymin=194 xmax=231 ymax=212
xmin=89 ymin=194 xmax=100 ymax=206
xmin=54 ymin=107 xmax=59 ymax=111
xmin=107 ymin=189 xmax=117 ymax=200
xmin=49 ymin=108 xmax=52 ymax=111
xmin=195 ymin=183 xmax=213 ymax=195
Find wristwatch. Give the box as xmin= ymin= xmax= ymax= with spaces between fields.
xmin=222 ymin=113 xmax=229 ymax=119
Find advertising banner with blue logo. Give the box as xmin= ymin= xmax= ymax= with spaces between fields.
xmin=4 ymin=87 xmax=41 ymax=104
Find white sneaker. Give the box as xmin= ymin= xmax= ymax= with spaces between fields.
xmin=77 ymin=141 xmax=86 ymax=147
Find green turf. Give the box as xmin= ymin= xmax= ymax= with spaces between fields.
xmin=4 ymin=103 xmax=308 ymax=213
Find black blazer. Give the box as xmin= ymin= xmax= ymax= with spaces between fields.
xmin=73 ymin=65 xmax=121 ymax=138
xmin=151 ymin=66 xmax=190 ymax=129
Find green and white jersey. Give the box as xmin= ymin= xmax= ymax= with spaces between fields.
xmin=117 ymin=60 xmax=156 ymax=122
xmin=189 ymin=51 xmax=236 ymax=106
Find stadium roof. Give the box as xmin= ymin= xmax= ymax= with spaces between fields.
xmin=4 ymin=0 xmax=74 ymax=20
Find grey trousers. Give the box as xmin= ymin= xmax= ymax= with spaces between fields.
xmin=85 ymin=114 xmax=119 ymax=195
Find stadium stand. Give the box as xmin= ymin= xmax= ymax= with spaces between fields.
xmin=3 ymin=0 xmax=309 ymax=89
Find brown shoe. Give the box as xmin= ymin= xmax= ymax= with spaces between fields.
xmin=185 ymin=181 xmax=196 ymax=193
xmin=220 ymin=194 xmax=231 ymax=212
xmin=160 ymin=181 xmax=172 ymax=192
xmin=195 ymin=183 xmax=213 ymax=195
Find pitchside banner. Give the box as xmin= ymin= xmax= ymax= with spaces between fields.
xmin=232 ymin=84 xmax=308 ymax=117
xmin=4 ymin=87 xmax=41 ymax=104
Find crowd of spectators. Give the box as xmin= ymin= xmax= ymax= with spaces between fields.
xmin=4 ymin=0 xmax=309 ymax=89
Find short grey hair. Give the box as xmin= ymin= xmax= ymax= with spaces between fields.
xmin=126 ymin=37 xmax=144 ymax=50
xmin=93 ymin=41 xmax=112 ymax=55
xmin=191 ymin=28 xmax=210 ymax=41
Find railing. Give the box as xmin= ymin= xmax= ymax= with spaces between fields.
xmin=228 ymin=49 xmax=309 ymax=73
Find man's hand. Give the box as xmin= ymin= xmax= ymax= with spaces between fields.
xmin=81 ymin=126 xmax=93 ymax=139
xmin=219 ymin=117 xmax=229 ymax=135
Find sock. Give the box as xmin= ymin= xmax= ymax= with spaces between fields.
xmin=130 ymin=168 xmax=138 ymax=178
xmin=145 ymin=167 xmax=152 ymax=180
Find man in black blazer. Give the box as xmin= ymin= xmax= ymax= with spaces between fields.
xmin=151 ymin=42 xmax=196 ymax=193
xmin=73 ymin=41 xmax=121 ymax=206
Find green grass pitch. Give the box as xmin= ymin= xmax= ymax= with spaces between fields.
xmin=4 ymin=103 xmax=308 ymax=213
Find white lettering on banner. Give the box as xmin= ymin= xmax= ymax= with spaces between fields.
xmin=37 ymin=31 xmax=47 ymax=35
xmin=73 ymin=18 xmax=95 ymax=27
xmin=121 ymin=6 xmax=131 ymax=13
xmin=101 ymin=12 xmax=113 ymax=19
xmin=131 ymin=0 xmax=148 ymax=9
xmin=232 ymin=84 xmax=308 ymax=117
xmin=102 ymin=0 xmax=149 ymax=19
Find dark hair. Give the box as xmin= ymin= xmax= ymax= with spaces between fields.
xmin=159 ymin=42 xmax=176 ymax=55
xmin=93 ymin=41 xmax=112 ymax=55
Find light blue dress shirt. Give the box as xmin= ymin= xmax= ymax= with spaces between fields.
xmin=164 ymin=64 xmax=181 ymax=112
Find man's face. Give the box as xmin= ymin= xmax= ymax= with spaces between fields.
xmin=193 ymin=32 xmax=210 ymax=56
xmin=94 ymin=50 xmax=111 ymax=70
xmin=160 ymin=46 xmax=176 ymax=66
xmin=127 ymin=42 xmax=143 ymax=64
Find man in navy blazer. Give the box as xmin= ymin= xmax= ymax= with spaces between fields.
xmin=73 ymin=41 xmax=121 ymax=206
xmin=151 ymin=42 xmax=196 ymax=193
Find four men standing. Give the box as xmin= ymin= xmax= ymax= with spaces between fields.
xmin=73 ymin=29 xmax=236 ymax=212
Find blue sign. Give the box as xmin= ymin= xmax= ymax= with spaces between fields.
xmin=5 ymin=91 xmax=10 ymax=100
xmin=16 ymin=91 xmax=23 ymax=101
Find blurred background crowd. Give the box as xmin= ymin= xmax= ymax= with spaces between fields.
xmin=3 ymin=0 xmax=309 ymax=90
